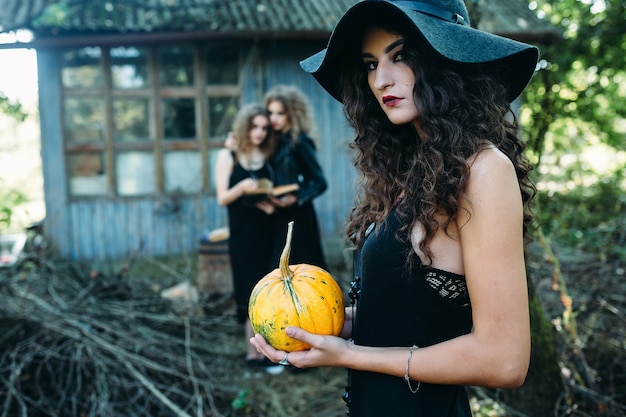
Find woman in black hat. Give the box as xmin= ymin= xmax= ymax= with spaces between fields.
xmin=251 ymin=0 xmax=539 ymax=415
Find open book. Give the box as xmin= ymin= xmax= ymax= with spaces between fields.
xmin=241 ymin=179 xmax=299 ymax=205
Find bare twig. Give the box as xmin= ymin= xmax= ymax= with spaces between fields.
xmin=122 ymin=360 xmax=192 ymax=417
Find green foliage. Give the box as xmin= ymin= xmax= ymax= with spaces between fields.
xmin=521 ymin=0 xmax=625 ymax=164
xmin=32 ymin=2 xmax=71 ymax=29
xmin=520 ymin=0 xmax=626 ymax=262
xmin=0 ymin=92 xmax=26 ymax=122
xmin=0 ymin=93 xmax=29 ymax=231
xmin=0 ymin=182 xmax=27 ymax=231
xmin=536 ymin=169 xmax=626 ymax=261
xmin=231 ymin=389 xmax=250 ymax=412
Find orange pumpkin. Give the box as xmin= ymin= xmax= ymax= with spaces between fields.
xmin=248 ymin=221 xmax=345 ymax=352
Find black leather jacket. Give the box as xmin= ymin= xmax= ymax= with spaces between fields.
xmin=271 ymin=132 xmax=327 ymax=206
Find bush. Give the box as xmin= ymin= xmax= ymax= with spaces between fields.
xmin=536 ymin=170 xmax=626 ymax=261
xmin=0 ymin=181 xmax=26 ymax=232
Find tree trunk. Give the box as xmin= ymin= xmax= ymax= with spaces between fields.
xmin=499 ymin=278 xmax=564 ymax=415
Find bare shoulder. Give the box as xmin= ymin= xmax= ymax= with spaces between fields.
xmin=468 ymin=146 xmax=515 ymax=177
xmin=465 ymin=146 xmax=517 ymax=192
xmin=217 ymin=147 xmax=233 ymax=159
xmin=216 ymin=148 xmax=234 ymax=165
xmin=462 ymin=146 xmax=520 ymax=212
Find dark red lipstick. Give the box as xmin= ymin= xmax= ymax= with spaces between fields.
xmin=382 ymin=95 xmax=402 ymax=106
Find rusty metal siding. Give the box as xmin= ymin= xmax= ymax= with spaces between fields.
xmin=66 ymin=197 xmax=228 ymax=260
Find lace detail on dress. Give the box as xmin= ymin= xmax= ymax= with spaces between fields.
xmin=424 ymin=270 xmax=470 ymax=307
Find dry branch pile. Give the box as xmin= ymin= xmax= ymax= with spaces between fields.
xmin=0 ymin=257 xmax=348 ymax=417
xmin=1 ymin=241 xmax=624 ymax=417
xmin=0 ymin=259 xmax=252 ymax=416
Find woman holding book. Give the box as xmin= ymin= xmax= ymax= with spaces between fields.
xmin=215 ymin=103 xmax=283 ymax=374
xmin=265 ymin=85 xmax=328 ymax=270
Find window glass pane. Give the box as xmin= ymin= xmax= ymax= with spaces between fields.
xmin=62 ymin=47 xmax=102 ymax=88
xmin=68 ymin=153 xmax=107 ymax=196
xmin=64 ymin=98 xmax=104 ymax=143
xmin=208 ymin=96 xmax=238 ymax=138
xmin=160 ymin=46 xmax=194 ymax=86
xmin=116 ymin=152 xmax=156 ymax=196
xmin=113 ymin=98 xmax=151 ymax=142
xmin=163 ymin=98 xmax=196 ymax=140
xmin=207 ymin=148 xmax=221 ymax=194
xmin=164 ymin=151 xmax=201 ymax=193
xmin=111 ymin=47 xmax=149 ymax=89
xmin=205 ymin=46 xmax=239 ymax=85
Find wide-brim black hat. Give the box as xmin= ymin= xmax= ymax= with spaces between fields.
xmin=300 ymin=0 xmax=539 ymax=103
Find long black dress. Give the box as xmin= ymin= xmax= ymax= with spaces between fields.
xmin=346 ymin=207 xmax=473 ymax=416
xmin=270 ymin=132 xmax=328 ymax=270
xmin=227 ymin=157 xmax=277 ymax=324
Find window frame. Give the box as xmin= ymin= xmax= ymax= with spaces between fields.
xmin=61 ymin=42 xmax=242 ymax=199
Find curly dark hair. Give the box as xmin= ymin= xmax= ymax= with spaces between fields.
xmin=264 ymin=85 xmax=318 ymax=146
xmin=342 ymin=24 xmax=536 ymax=267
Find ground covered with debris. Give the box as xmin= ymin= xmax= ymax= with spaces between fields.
xmin=0 ymin=242 xmax=624 ymax=416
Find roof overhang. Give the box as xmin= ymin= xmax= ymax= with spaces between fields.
xmin=0 ymin=29 xmax=333 ymax=50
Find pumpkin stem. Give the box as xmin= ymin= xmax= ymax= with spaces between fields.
xmin=279 ymin=221 xmax=294 ymax=279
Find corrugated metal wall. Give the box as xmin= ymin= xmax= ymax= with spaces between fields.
xmin=261 ymin=40 xmax=357 ymax=241
xmin=38 ymin=40 xmax=357 ymax=261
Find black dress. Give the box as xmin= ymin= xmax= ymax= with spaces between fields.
xmin=227 ymin=158 xmax=277 ymax=323
xmin=346 ymin=208 xmax=473 ymax=416
xmin=270 ymin=132 xmax=328 ymax=270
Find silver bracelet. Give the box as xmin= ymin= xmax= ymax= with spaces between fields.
xmin=404 ymin=345 xmax=421 ymax=393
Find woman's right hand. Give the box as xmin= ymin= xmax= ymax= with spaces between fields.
xmin=237 ymin=178 xmax=258 ymax=194
xmin=255 ymin=200 xmax=276 ymax=215
xmin=250 ymin=327 xmax=355 ymax=369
